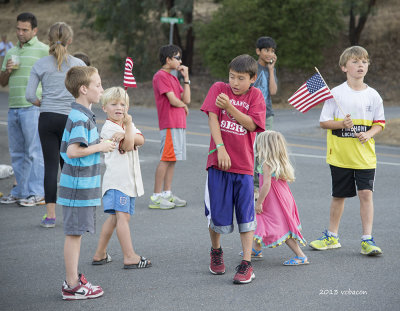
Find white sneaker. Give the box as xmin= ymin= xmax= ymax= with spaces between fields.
xmin=0 ymin=194 xmax=20 ymax=204
xmin=18 ymin=195 xmax=45 ymax=207
xmin=166 ymin=194 xmax=187 ymax=207
xmin=148 ymin=195 xmax=175 ymax=209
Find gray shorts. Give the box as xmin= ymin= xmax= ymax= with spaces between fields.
xmin=63 ymin=206 xmax=96 ymax=235
xmin=160 ymin=128 xmax=186 ymax=161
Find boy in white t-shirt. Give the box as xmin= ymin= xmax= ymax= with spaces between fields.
xmin=92 ymin=87 xmax=152 ymax=269
xmin=310 ymin=46 xmax=385 ymax=256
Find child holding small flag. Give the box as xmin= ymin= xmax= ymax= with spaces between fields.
xmin=309 ymin=46 xmax=385 ymax=256
xmin=244 ymin=130 xmax=308 ymax=265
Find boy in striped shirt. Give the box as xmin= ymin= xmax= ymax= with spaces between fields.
xmin=57 ymin=66 xmax=115 ymax=300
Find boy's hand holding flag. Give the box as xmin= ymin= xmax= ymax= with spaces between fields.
xmin=288 ymin=72 xmax=333 ymax=113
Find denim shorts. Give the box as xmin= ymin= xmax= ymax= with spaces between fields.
xmin=103 ymin=189 xmax=136 ymax=215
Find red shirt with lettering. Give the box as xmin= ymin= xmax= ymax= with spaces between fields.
xmin=201 ymin=82 xmax=266 ymax=175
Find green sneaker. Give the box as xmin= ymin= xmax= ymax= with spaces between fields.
xmin=309 ymin=230 xmax=341 ymax=250
xmin=361 ymin=238 xmax=383 ymax=256
xmin=148 ymin=195 xmax=175 ymax=209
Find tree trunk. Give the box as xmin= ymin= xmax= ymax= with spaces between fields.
xmin=349 ymin=0 xmax=376 ymax=45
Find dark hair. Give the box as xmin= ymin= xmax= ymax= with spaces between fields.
xmin=256 ymin=36 xmax=276 ymax=50
xmin=73 ymin=52 xmax=91 ymax=66
xmin=229 ymin=54 xmax=258 ymax=78
xmin=159 ymin=44 xmax=182 ymax=66
xmin=17 ymin=12 xmax=37 ymax=29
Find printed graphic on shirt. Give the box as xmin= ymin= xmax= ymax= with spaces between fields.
xmin=220 ymin=99 xmax=250 ymax=136
xmin=332 ymin=125 xmax=371 ymax=138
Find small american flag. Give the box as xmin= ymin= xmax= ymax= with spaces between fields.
xmin=123 ymin=57 xmax=137 ymax=89
xmin=288 ymin=73 xmax=333 ymax=113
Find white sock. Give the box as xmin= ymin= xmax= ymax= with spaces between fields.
xmin=328 ymin=231 xmax=338 ymax=238
xmin=362 ymin=235 xmax=372 ymax=241
xmin=152 ymin=193 xmax=161 ymax=198
xmin=162 ymin=190 xmax=172 ymax=198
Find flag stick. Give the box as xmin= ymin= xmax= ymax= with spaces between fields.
xmin=314 ymin=67 xmax=362 ymax=142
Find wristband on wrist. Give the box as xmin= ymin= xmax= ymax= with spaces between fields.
xmin=208 ymin=143 xmax=224 ymax=155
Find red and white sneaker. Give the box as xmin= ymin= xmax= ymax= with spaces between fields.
xmin=62 ymin=274 xmax=104 ymax=300
xmin=209 ymin=247 xmax=225 ymax=275
xmin=233 ymin=260 xmax=255 ymax=284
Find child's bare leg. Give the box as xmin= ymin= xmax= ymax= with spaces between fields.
xmin=285 ymin=238 xmax=306 ymax=258
xmin=93 ymin=215 xmax=116 ymax=261
xmin=358 ymin=190 xmax=373 ymax=235
xmin=115 ymin=211 xmax=146 ymax=265
xmin=163 ymin=161 xmax=176 ymax=192
xmin=240 ymin=231 xmax=254 ymax=262
xmin=46 ymin=202 xmax=56 ymax=219
xmin=153 ymin=161 xmax=169 ymax=193
xmin=328 ymin=197 xmax=345 ymax=234
xmin=209 ymin=227 xmax=221 ymax=249
xmin=64 ymin=235 xmax=82 ymax=287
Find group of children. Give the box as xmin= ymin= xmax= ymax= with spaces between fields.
xmin=11 ymin=30 xmax=383 ymax=297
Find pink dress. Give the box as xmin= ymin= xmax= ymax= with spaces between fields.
xmin=254 ymin=172 xmax=306 ymax=248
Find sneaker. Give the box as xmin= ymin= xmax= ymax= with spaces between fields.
xmin=0 ymin=194 xmax=20 ymax=204
xmin=233 ymin=260 xmax=255 ymax=284
xmin=148 ymin=195 xmax=175 ymax=209
xmin=166 ymin=194 xmax=187 ymax=207
xmin=18 ymin=195 xmax=45 ymax=207
xmin=209 ymin=247 xmax=225 ymax=275
xmin=62 ymin=274 xmax=104 ymax=300
xmin=361 ymin=238 xmax=383 ymax=256
xmin=40 ymin=214 xmax=55 ymax=228
xmin=309 ymin=230 xmax=341 ymax=250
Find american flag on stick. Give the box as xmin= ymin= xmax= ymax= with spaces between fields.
xmin=123 ymin=57 xmax=137 ymax=89
xmin=288 ymin=72 xmax=333 ymax=113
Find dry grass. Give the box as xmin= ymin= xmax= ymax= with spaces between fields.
xmin=374 ymin=118 xmax=400 ymax=146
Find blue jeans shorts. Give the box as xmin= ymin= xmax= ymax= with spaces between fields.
xmin=103 ymin=189 xmax=136 ymax=215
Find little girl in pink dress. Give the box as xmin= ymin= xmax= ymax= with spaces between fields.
xmin=253 ymin=130 xmax=309 ymax=265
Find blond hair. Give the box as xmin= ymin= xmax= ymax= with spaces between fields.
xmin=48 ymin=22 xmax=73 ymax=71
xmin=65 ymin=66 xmax=98 ymax=98
xmin=101 ymin=87 xmax=129 ymax=108
xmin=256 ymin=130 xmax=295 ymax=182
xmin=339 ymin=46 xmax=369 ymax=67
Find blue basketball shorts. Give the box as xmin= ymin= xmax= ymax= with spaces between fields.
xmin=103 ymin=189 xmax=136 ymax=215
xmin=204 ymin=167 xmax=256 ymax=234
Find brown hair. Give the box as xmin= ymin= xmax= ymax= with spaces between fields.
xmin=229 ymin=54 xmax=258 ymax=79
xmin=339 ymin=46 xmax=369 ymax=68
xmin=48 ymin=22 xmax=73 ymax=71
xmin=65 ymin=66 xmax=98 ymax=98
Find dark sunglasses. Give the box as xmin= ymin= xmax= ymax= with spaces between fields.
xmin=173 ymin=55 xmax=182 ymax=61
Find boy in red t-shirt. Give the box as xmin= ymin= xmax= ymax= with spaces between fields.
xmin=149 ymin=45 xmax=190 ymax=210
xmin=201 ymin=54 xmax=266 ymax=284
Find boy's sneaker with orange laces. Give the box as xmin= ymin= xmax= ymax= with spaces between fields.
xmin=62 ymin=274 xmax=104 ymax=300
xmin=233 ymin=260 xmax=255 ymax=284
xmin=209 ymin=247 xmax=225 ymax=275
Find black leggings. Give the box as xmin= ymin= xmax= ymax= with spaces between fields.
xmin=38 ymin=112 xmax=68 ymax=203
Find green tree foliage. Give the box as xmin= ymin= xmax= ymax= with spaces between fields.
xmin=72 ymin=0 xmax=194 ymax=80
xmin=72 ymin=0 xmax=160 ymax=79
xmin=197 ymin=0 xmax=343 ymax=78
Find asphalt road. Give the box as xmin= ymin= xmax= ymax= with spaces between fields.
xmin=0 ymin=91 xmax=399 ymax=311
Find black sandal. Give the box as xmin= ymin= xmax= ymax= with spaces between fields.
xmin=123 ymin=256 xmax=152 ymax=269
xmin=92 ymin=253 xmax=112 ymax=265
